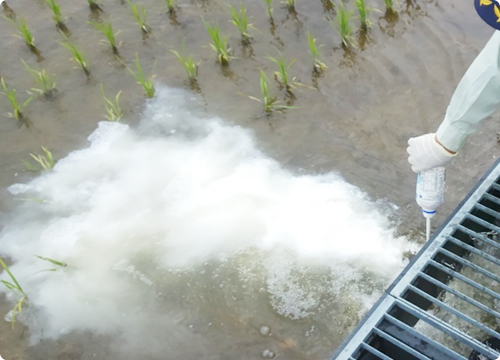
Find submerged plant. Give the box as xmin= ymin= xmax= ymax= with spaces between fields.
xmin=126 ymin=53 xmax=155 ymax=98
xmin=248 ymin=70 xmax=293 ymax=113
xmin=264 ymin=0 xmax=273 ymax=19
xmin=22 ymin=60 xmax=56 ymax=98
xmin=355 ymin=0 xmax=371 ymax=29
xmin=87 ymin=0 xmax=102 ymax=12
xmin=228 ymin=4 xmax=252 ymax=44
xmin=22 ymin=146 xmax=55 ymax=171
xmin=165 ymin=0 xmax=176 ymax=13
xmin=43 ymin=0 xmax=65 ymax=28
xmin=331 ymin=2 xmax=354 ymax=48
xmin=89 ymin=20 xmax=120 ymax=54
xmin=204 ymin=20 xmax=232 ymax=66
xmin=126 ymin=0 xmax=149 ymax=34
xmin=100 ymin=84 xmax=123 ymax=121
xmin=1 ymin=77 xmax=32 ymax=121
xmin=171 ymin=45 xmax=199 ymax=82
xmin=307 ymin=32 xmax=327 ymax=74
xmin=5 ymin=17 xmax=36 ymax=50
xmin=35 ymin=255 xmax=67 ymax=271
xmin=60 ymin=36 xmax=90 ymax=77
xmin=0 ymin=257 xmax=28 ymax=329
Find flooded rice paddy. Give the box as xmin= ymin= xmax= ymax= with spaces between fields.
xmin=0 ymin=0 xmax=500 ymax=359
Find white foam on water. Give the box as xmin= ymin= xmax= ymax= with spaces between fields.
xmin=0 ymin=86 xmax=418 ymax=353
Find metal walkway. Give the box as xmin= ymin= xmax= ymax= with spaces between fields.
xmin=332 ymin=159 xmax=500 ymax=360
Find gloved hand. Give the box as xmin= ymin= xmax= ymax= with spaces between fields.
xmin=407 ymin=133 xmax=456 ymax=173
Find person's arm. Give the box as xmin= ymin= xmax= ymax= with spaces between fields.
xmin=436 ymin=30 xmax=500 ymax=152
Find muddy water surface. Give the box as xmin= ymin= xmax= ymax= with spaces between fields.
xmin=1 ymin=0 xmax=500 ymax=359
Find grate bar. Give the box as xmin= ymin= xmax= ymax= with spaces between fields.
xmin=428 ymin=259 xmax=500 ymax=302
xmin=384 ymin=314 xmax=469 ymax=360
xmin=464 ymin=213 xmax=500 ymax=243
xmin=417 ymin=271 xmax=500 ymax=321
xmin=446 ymin=236 xmax=500 ymax=268
xmin=360 ymin=342 xmax=395 ymax=360
xmin=372 ymin=327 xmax=432 ymax=360
xmin=475 ymin=200 xmax=500 ymax=220
xmin=455 ymin=224 xmax=500 ymax=252
xmin=395 ymin=298 xmax=499 ymax=359
xmin=484 ymin=190 xmax=500 ymax=205
xmin=407 ymin=284 xmax=500 ymax=341
xmin=490 ymin=182 xmax=500 ymax=192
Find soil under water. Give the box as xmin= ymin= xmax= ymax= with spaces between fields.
xmin=0 ymin=0 xmax=499 ymax=359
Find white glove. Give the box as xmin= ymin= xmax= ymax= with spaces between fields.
xmin=407 ymin=133 xmax=456 ymax=173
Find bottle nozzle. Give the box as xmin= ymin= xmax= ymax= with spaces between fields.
xmin=422 ymin=209 xmax=436 ymax=219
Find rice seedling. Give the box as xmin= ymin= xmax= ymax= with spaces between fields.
xmin=263 ymin=0 xmax=273 ymax=19
xmin=4 ymin=17 xmax=36 ymax=50
xmin=355 ymin=0 xmax=371 ymax=29
xmin=126 ymin=0 xmax=149 ymax=34
xmin=171 ymin=46 xmax=199 ymax=82
xmin=204 ymin=20 xmax=232 ymax=66
xmin=60 ymin=36 xmax=90 ymax=77
xmin=267 ymin=56 xmax=298 ymax=93
xmin=306 ymin=32 xmax=327 ymax=74
xmin=35 ymin=255 xmax=67 ymax=271
xmin=384 ymin=0 xmax=394 ymax=13
xmin=43 ymin=0 xmax=65 ymax=29
xmin=22 ymin=59 xmax=56 ymax=98
xmin=321 ymin=0 xmax=335 ymax=13
xmin=89 ymin=20 xmax=120 ymax=54
xmin=282 ymin=0 xmax=295 ymax=12
xmin=100 ymin=84 xmax=123 ymax=121
xmin=1 ymin=77 xmax=32 ymax=121
xmin=248 ymin=70 xmax=294 ymax=113
xmin=331 ymin=2 xmax=354 ymax=48
xmin=0 ymin=256 xmax=28 ymax=329
xmin=126 ymin=53 xmax=155 ymax=98
xmin=165 ymin=0 xmax=176 ymax=13
xmin=87 ymin=0 xmax=102 ymax=12
xmin=22 ymin=146 xmax=55 ymax=172
xmin=228 ymin=4 xmax=252 ymax=44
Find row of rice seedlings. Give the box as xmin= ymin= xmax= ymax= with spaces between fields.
xmin=22 ymin=146 xmax=55 ymax=172
xmin=43 ymin=0 xmax=65 ymax=29
xmin=100 ymin=84 xmax=123 ymax=121
xmin=22 ymin=60 xmax=57 ymax=98
xmin=4 ymin=16 xmax=37 ymax=51
xmin=228 ymin=4 xmax=252 ymax=45
xmin=306 ymin=32 xmax=327 ymax=74
xmin=89 ymin=20 xmax=121 ymax=55
xmin=204 ymin=20 xmax=232 ymax=66
xmin=0 ymin=256 xmax=28 ymax=329
xmin=0 ymin=77 xmax=32 ymax=121
xmin=165 ymin=0 xmax=176 ymax=14
xmin=126 ymin=0 xmax=149 ymax=34
xmin=87 ymin=0 xmax=102 ymax=12
xmin=248 ymin=70 xmax=292 ymax=113
xmin=126 ymin=53 xmax=155 ymax=98
xmin=59 ymin=35 xmax=90 ymax=77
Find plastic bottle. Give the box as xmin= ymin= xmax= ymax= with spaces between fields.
xmin=416 ymin=166 xmax=446 ymax=241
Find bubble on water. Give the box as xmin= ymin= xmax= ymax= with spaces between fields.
xmin=259 ymin=326 xmax=271 ymax=336
xmin=262 ymin=349 xmax=276 ymax=358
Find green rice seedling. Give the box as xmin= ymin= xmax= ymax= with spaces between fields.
xmin=87 ymin=0 xmax=102 ymax=12
xmin=60 ymin=36 xmax=90 ymax=77
xmin=204 ymin=20 xmax=232 ymax=66
xmin=267 ymin=56 xmax=297 ymax=93
xmin=264 ymin=0 xmax=273 ymax=19
xmin=35 ymin=255 xmax=67 ymax=271
xmin=0 ymin=256 xmax=28 ymax=329
xmin=165 ymin=0 xmax=176 ymax=13
xmin=307 ymin=32 xmax=327 ymax=74
xmin=22 ymin=146 xmax=55 ymax=171
xmin=127 ymin=53 xmax=155 ymax=98
xmin=331 ymin=2 xmax=354 ymax=48
xmin=228 ymin=4 xmax=252 ymax=44
xmin=43 ymin=0 xmax=65 ymax=28
xmin=384 ymin=0 xmax=394 ymax=13
xmin=1 ymin=77 xmax=32 ymax=121
xmin=248 ymin=70 xmax=293 ymax=113
xmin=89 ymin=20 xmax=120 ymax=54
xmin=355 ymin=0 xmax=371 ymax=29
xmin=22 ymin=60 xmax=56 ymax=98
xmin=171 ymin=47 xmax=199 ymax=82
xmin=5 ymin=17 xmax=36 ymax=50
xmin=282 ymin=0 xmax=295 ymax=12
xmin=126 ymin=0 xmax=149 ymax=34
xmin=100 ymin=84 xmax=123 ymax=121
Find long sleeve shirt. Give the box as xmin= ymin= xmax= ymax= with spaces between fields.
xmin=436 ymin=30 xmax=500 ymax=152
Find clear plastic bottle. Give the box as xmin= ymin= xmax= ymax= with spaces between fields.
xmin=416 ymin=166 xmax=446 ymax=219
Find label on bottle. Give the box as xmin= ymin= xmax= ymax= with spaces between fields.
xmin=416 ymin=167 xmax=446 ymax=212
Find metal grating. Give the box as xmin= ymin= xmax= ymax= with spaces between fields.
xmin=332 ymin=159 xmax=500 ymax=360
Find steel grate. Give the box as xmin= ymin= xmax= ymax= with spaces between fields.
xmin=333 ymin=160 xmax=500 ymax=360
